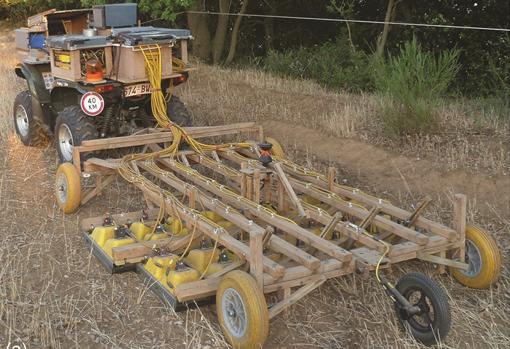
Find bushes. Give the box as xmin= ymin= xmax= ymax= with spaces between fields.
xmin=373 ymin=38 xmax=460 ymax=136
xmin=264 ymin=38 xmax=373 ymax=93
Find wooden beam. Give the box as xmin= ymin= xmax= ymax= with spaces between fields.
xmin=267 ymin=236 xmax=321 ymax=270
xmin=304 ymin=207 xmax=386 ymax=252
xmin=290 ymin=178 xmax=429 ymax=245
xmin=133 ymin=180 xmax=285 ymax=279
xmin=453 ymin=194 xmax=467 ymax=261
xmin=111 ymin=233 xmax=202 ymax=264
xmin=81 ymin=175 xmax=116 ymax=205
xmin=268 ymin=277 xmax=326 ymax=319
xmin=138 ymin=161 xmax=286 ymax=279
xmin=271 ymin=162 xmax=305 ymax=217
xmin=162 ymin=159 xmax=352 ymax=263
xmin=250 ymin=232 xmax=264 ymax=288
xmin=76 ymin=123 xmax=258 ymax=152
xmin=282 ymin=163 xmax=457 ymax=240
xmin=417 ymin=252 xmax=469 ymax=270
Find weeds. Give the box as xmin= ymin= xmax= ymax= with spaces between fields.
xmin=373 ymin=38 xmax=460 ymax=136
xmin=264 ymin=38 xmax=373 ymax=93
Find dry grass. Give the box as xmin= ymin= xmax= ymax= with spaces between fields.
xmin=181 ymin=62 xmax=509 ymax=175
xmin=0 ymin=26 xmax=508 ymax=349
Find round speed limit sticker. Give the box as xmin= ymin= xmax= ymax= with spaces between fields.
xmin=80 ymin=92 xmax=105 ymax=116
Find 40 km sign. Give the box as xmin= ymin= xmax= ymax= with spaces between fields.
xmin=80 ymin=92 xmax=105 ymax=116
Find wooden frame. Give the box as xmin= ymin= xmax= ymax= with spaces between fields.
xmin=75 ymin=122 xmax=469 ymax=316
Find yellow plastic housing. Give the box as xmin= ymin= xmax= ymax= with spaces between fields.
xmin=91 ymin=226 xmax=116 ymax=247
xmin=144 ymin=255 xmax=179 ymax=282
xmin=217 ymin=220 xmax=235 ymax=230
xmin=166 ymin=267 xmax=200 ymax=294
xmin=103 ymin=237 xmax=136 ymax=258
xmin=143 ymin=231 xmax=168 ymax=241
xmin=130 ymin=222 xmax=152 ymax=240
xmin=202 ymin=211 xmax=223 ymax=223
xmin=184 ymin=248 xmax=221 ymax=274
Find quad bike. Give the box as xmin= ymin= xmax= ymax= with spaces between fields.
xmin=13 ymin=4 xmax=193 ymax=162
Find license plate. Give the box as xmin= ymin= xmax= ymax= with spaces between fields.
xmin=124 ymin=83 xmax=152 ymax=97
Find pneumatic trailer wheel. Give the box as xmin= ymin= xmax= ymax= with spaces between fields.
xmin=55 ymin=163 xmax=81 ymax=214
xmin=450 ymin=225 xmax=501 ymax=289
xmin=55 ymin=106 xmax=98 ymax=163
xmin=395 ymin=272 xmax=451 ymax=346
xmin=216 ymin=271 xmax=269 ymax=349
xmin=13 ymin=90 xmax=48 ymax=146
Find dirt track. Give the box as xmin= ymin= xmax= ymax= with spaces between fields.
xmin=263 ymin=120 xmax=510 ymax=219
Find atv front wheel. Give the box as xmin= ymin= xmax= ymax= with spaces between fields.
xmin=13 ymin=90 xmax=48 ymax=146
xmin=55 ymin=106 xmax=98 ymax=163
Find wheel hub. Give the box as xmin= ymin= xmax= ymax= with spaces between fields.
xmin=56 ymin=173 xmax=68 ymax=204
xmin=462 ymin=239 xmax=482 ymax=277
xmin=222 ymin=288 xmax=247 ymax=338
xmin=15 ymin=105 xmax=30 ymax=137
xmin=58 ymin=124 xmax=75 ymax=162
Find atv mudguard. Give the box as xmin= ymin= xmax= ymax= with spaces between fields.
xmin=15 ymin=62 xmax=53 ymax=134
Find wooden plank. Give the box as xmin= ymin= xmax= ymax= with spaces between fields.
xmin=417 ymin=252 xmax=469 ymax=270
xmin=327 ymin=167 xmax=336 ymax=191
xmin=250 ymin=232 xmax=264 ymax=288
xmin=81 ymin=175 xmax=115 ymax=205
xmin=282 ymin=164 xmax=457 ymax=240
xmin=205 ymin=260 xmax=246 ymax=279
xmin=267 ymin=236 xmax=321 ymax=270
xmin=304 ymin=207 xmax=386 ymax=252
xmin=111 ymin=233 xmax=202 ymax=263
xmin=137 ymin=161 xmax=285 ymax=279
xmin=144 ymin=160 xmax=320 ymax=272
xmin=175 ymin=277 xmax=219 ymax=302
xmin=453 ymin=194 xmax=467 ymax=261
xmin=272 ymin=162 xmax=305 ymax=217
xmin=290 ymin=178 xmax=429 ymax=245
xmin=263 ymin=260 xmax=355 ymax=292
xmin=76 ymin=123 xmax=258 ymax=152
xmin=268 ymin=277 xmax=326 ymax=319
xmin=162 ymin=159 xmax=353 ymax=263
xmin=253 ymin=168 xmax=261 ymax=204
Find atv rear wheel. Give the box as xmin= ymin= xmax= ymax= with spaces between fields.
xmin=55 ymin=106 xmax=98 ymax=163
xmin=168 ymin=95 xmax=191 ymax=127
xmin=13 ymin=90 xmax=48 ymax=146
xmin=142 ymin=95 xmax=191 ymax=127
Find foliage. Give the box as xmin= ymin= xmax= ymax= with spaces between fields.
xmin=373 ymin=38 xmax=460 ymax=136
xmin=264 ymin=37 xmax=373 ymax=92
xmin=0 ymin=0 xmax=81 ymax=21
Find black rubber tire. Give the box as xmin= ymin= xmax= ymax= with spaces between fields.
xmin=141 ymin=95 xmax=192 ymax=127
xmin=54 ymin=106 xmax=98 ymax=163
xmin=395 ymin=272 xmax=451 ymax=346
xmin=13 ymin=90 xmax=48 ymax=146
xmin=167 ymin=95 xmax=191 ymax=127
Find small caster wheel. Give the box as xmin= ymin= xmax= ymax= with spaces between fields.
xmin=395 ymin=272 xmax=451 ymax=346
xmin=55 ymin=163 xmax=82 ymax=214
xmin=216 ymin=270 xmax=268 ymax=349
xmin=450 ymin=225 xmax=501 ymax=289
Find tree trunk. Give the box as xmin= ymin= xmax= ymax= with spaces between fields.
xmin=263 ymin=11 xmax=275 ymax=52
xmin=376 ymin=0 xmax=396 ymax=56
xmin=187 ymin=1 xmax=212 ymax=61
xmin=225 ymin=0 xmax=249 ymax=65
xmin=212 ymin=0 xmax=231 ymax=64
